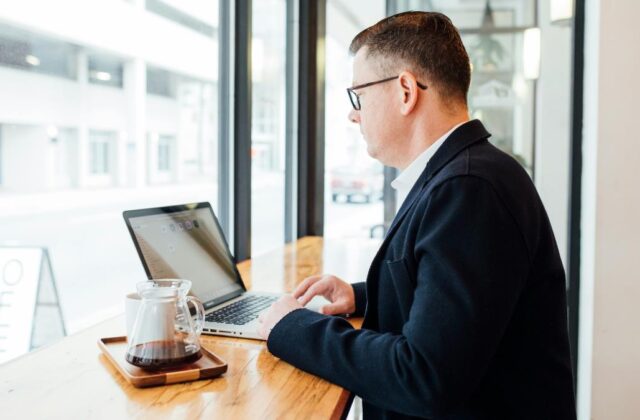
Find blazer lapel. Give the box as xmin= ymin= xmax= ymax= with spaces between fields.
xmin=384 ymin=119 xmax=491 ymax=239
xmin=364 ymin=120 xmax=492 ymax=296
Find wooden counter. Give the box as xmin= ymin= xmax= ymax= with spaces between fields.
xmin=0 ymin=236 xmax=380 ymax=419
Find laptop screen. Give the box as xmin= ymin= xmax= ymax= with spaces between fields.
xmin=124 ymin=203 xmax=244 ymax=306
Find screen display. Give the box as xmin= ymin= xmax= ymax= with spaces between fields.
xmin=128 ymin=206 xmax=242 ymax=303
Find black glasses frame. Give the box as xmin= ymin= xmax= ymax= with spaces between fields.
xmin=346 ymin=76 xmax=427 ymax=110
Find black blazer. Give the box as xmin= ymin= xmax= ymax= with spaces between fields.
xmin=267 ymin=120 xmax=576 ymax=419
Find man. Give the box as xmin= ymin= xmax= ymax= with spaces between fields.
xmin=258 ymin=11 xmax=576 ymax=419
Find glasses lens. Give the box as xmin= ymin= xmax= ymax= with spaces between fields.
xmin=347 ymin=89 xmax=360 ymax=110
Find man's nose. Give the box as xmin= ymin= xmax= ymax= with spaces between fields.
xmin=348 ymin=108 xmax=360 ymax=124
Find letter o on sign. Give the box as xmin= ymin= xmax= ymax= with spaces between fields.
xmin=2 ymin=259 xmax=23 ymax=286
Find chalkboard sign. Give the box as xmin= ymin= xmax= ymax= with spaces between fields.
xmin=0 ymin=247 xmax=65 ymax=364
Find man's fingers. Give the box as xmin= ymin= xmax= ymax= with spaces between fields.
xmin=298 ymin=281 xmax=328 ymax=306
xmin=292 ymin=275 xmax=322 ymax=298
xmin=319 ymin=300 xmax=349 ymax=315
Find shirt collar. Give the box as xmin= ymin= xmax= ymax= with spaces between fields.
xmin=391 ymin=122 xmax=465 ymax=210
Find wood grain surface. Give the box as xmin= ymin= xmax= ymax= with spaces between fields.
xmin=0 ymin=236 xmax=379 ymax=420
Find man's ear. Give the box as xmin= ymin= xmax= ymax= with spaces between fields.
xmin=397 ymin=71 xmax=421 ymax=116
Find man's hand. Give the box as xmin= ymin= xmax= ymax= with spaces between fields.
xmin=293 ymin=274 xmax=356 ymax=316
xmin=257 ymin=294 xmax=302 ymax=340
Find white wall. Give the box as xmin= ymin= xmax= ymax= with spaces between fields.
xmin=161 ymin=0 xmax=218 ymax=27
xmin=578 ymin=0 xmax=640 ymax=419
xmin=0 ymin=67 xmax=127 ymax=130
xmin=1 ymin=125 xmax=49 ymax=191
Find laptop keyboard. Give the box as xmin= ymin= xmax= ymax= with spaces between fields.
xmin=205 ymin=295 xmax=278 ymax=325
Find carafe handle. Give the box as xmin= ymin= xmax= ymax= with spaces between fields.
xmin=187 ymin=296 xmax=205 ymax=336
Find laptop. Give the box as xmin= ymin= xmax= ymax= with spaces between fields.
xmin=123 ymin=202 xmax=327 ymax=340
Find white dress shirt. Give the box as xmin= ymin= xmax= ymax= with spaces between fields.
xmin=391 ymin=122 xmax=466 ymax=213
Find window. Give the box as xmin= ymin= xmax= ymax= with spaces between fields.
xmin=389 ymin=0 xmax=573 ymax=265
xmin=0 ymin=1 xmax=222 ymax=360
xmin=324 ymin=0 xmax=387 ymax=241
xmin=393 ymin=0 xmax=538 ymax=175
xmin=0 ymin=24 xmax=77 ymax=80
xmin=251 ymin=0 xmax=286 ymax=256
xmin=89 ymin=130 xmax=113 ymax=175
xmin=147 ymin=66 xmax=177 ymax=98
xmin=157 ymin=135 xmax=172 ymax=172
xmin=88 ymin=54 xmax=124 ymax=88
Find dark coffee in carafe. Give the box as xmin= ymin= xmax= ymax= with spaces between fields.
xmin=125 ymin=339 xmax=203 ymax=369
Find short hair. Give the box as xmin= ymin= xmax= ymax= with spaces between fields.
xmin=349 ymin=11 xmax=471 ymax=106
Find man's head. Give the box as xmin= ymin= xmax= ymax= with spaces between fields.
xmin=347 ymin=11 xmax=471 ymax=168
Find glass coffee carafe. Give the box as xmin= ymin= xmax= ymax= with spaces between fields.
xmin=126 ymin=279 xmax=205 ymax=369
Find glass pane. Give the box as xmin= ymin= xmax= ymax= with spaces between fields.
xmin=386 ymin=1 xmax=574 ymax=263
xmin=88 ymin=130 xmax=114 ymax=176
xmin=0 ymin=0 xmax=221 ymax=363
xmin=466 ymin=30 xmax=535 ymax=174
xmin=88 ymin=53 xmax=124 ymax=87
xmin=396 ymin=0 xmax=536 ymax=28
xmin=251 ymin=0 xmax=286 ymax=256
xmin=324 ymin=0 xmax=387 ymax=241
xmin=392 ymin=1 xmax=537 ymax=175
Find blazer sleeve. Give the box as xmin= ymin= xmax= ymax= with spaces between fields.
xmin=351 ymin=282 xmax=367 ymax=317
xmin=267 ymin=176 xmax=531 ymax=417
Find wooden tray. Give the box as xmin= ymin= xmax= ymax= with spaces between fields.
xmin=98 ymin=336 xmax=227 ymax=388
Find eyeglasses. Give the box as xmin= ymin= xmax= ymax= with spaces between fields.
xmin=346 ymin=76 xmax=427 ymax=111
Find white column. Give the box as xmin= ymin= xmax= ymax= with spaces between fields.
xmin=579 ymin=1 xmax=640 ymax=419
xmin=76 ymin=50 xmax=89 ymax=188
xmin=124 ymin=58 xmax=147 ymax=188
xmin=44 ymin=126 xmax=56 ymax=190
xmin=116 ymin=131 xmax=128 ymax=187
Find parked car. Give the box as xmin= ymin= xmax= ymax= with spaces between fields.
xmin=330 ymin=164 xmax=383 ymax=203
